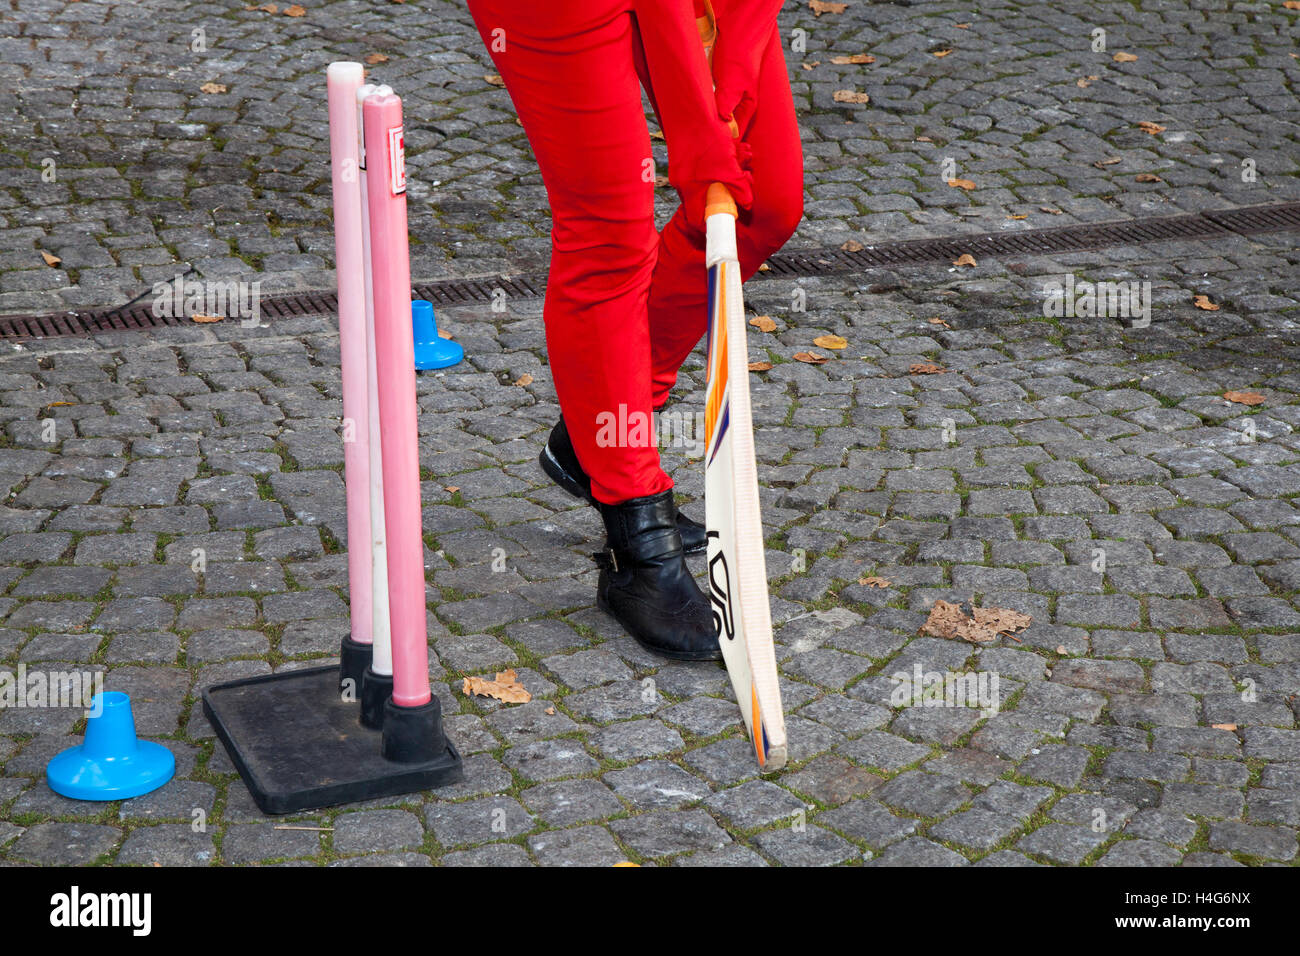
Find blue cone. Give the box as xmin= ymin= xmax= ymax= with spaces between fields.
xmin=47 ymin=692 xmax=175 ymax=801
xmin=412 ymin=299 xmax=463 ymax=370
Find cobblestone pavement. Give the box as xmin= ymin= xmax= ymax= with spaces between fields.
xmin=1 ymin=0 xmax=1299 ymax=866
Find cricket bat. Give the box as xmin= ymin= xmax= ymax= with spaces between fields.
xmin=703 ymin=182 xmax=787 ymax=773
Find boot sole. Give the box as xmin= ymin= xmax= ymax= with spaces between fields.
xmin=541 ymin=445 xmax=707 ymax=555
xmin=597 ymin=593 xmax=723 ymax=662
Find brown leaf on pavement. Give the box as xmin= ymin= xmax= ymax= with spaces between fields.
xmin=513 ymin=373 xmax=533 ymax=387
xmin=200 ymin=82 xmax=227 ymax=94
xmin=1112 ymin=51 xmax=1138 ymax=62
xmin=747 ymin=361 xmax=773 ymax=372
xmin=794 ymin=351 xmax=828 ymax=364
xmin=947 ymin=178 xmax=975 ymax=190
xmin=840 ymin=239 xmax=865 ymax=252
xmin=463 ymin=669 xmax=531 ymax=704
xmin=365 ymin=53 xmax=388 ymax=64
xmin=809 ymin=0 xmax=848 ymax=15
xmin=972 ymin=606 xmax=1032 ymax=641
xmin=858 ymin=576 xmax=890 ymax=588
xmin=485 ymin=74 xmax=505 ymax=87
xmin=284 ymin=3 xmax=306 ymax=15
xmin=833 ymin=89 xmax=870 ymax=104
xmin=749 ymin=315 xmax=777 ymax=332
xmin=40 ymin=250 xmax=61 ymax=267
xmin=951 ymin=253 xmax=976 ymax=267
xmin=909 ymin=362 xmax=947 ymax=375
xmin=1093 ymin=156 xmax=1121 ymax=168
xmin=1223 ymin=391 xmax=1265 ymax=406
xmin=1137 ymin=120 xmax=1166 ymax=135
xmin=813 ymin=334 xmax=848 ymax=350
xmin=1135 ymin=173 xmax=1162 ymax=182
xmin=830 ymin=54 xmax=875 ymax=64
xmin=1193 ymin=294 xmax=1220 ymax=311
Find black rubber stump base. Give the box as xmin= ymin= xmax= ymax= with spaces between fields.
xmin=339 ymin=635 xmax=372 ymax=695
xmin=202 ymin=665 xmax=462 ymax=815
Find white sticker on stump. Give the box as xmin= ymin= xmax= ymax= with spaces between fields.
xmin=388 ymin=125 xmax=406 ymax=196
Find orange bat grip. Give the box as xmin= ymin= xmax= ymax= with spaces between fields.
xmin=705 ymin=182 xmax=737 ymax=219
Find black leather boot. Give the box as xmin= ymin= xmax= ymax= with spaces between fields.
xmin=594 ymin=490 xmax=721 ymax=661
xmin=539 ymin=416 xmax=707 ymax=554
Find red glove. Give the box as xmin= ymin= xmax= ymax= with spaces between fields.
xmin=709 ymin=0 xmax=783 ymax=137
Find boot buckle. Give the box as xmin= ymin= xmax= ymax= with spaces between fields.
xmin=593 ymin=547 xmax=619 ymax=573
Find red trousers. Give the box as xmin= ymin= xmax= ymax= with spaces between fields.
xmin=467 ymin=0 xmax=803 ymax=504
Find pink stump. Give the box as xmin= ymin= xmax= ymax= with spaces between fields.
xmin=362 ymin=91 xmax=432 ymax=709
xmin=326 ymin=62 xmax=373 ymax=650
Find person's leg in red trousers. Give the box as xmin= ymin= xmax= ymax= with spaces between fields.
xmin=644 ymin=24 xmax=803 ymax=408
xmin=466 ymin=0 xmax=669 ymax=506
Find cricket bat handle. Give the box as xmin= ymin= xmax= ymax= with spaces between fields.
xmin=705 ymin=182 xmax=737 ymax=220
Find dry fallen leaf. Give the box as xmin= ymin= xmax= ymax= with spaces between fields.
xmin=932 ymin=48 xmax=953 ymax=58
xmin=40 ymin=250 xmax=61 ymax=267
xmin=927 ymin=317 xmax=951 ymax=329
xmin=1193 ymin=294 xmax=1220 ymax=311
xmin=1286 ymin=0 xmax=1300 ymax=7
xmin=809 ymin=0 xmax=848 ymax=15
xmin=921 ymin=600 xmax=999 ymax=644
xmin=758 ymin=262 xmax=771 ymax=272
xmin=952 ymin=253 xmax=977 ymax=267
xmin=801 ymin=62 xmax=815 ymax=71
xmin=830 ymin=54 xmax=875 ymax=64
xmin=365 ymin=53 xmax=388 ymax=65
xmin=284 ymin=3 xmax=306 ymax=15
xmin=1007 ymin=214 xmax=1028 ymax=220
xmin=438 ymin=327 xmax=453 ymax=339
xmin=955 ymin=22 xmax=970 ymax=28
xmin=749 ymin=315 xmax=777 ymax=333
xmin=1094 ymin=156 xmax=1121 ymax=168
xmin=462 ymin=669 xmax=531 ymax=704
xmin=947 ymin=178 xmax=976 ymax=190
xmin=1040 ymin=206 xmax=1063 ymax=215
xmin=513 ymin=373 xmax=533 ymax=387
xmin=1137 ymin=120 xmax=1166 ymax=136
xmin=971 ymin=606 xmax=1032 ymax=641
xmin=833 ymin=89 xmax=870 ymax=104
xmin=840 ymin=239 xmax=865 ymax=252
xmin=200 ymin=82 xmax=227 ymax=94
xmin=1056 ymin=645 xmax=1068 ymax=655
xmin=190 ymin=314 xmax=224 ymax=323
xmin=545 ymin=706 xmax=556 ymax=716
xmin=858 ymin=576 xmax=890 ymax=588
xmin=485 ymin=74 xmax=505 ymax=87
xmin=1135 ymin=173 xmax=1162 ymax=183
xmin=916 ymin=135 xmax=933 ymax=142
xmin=1212 ymin=723 xmax=1238 ymax=731
xmin=748 ymin=361 xmax=773 ymax=372
xmin=794 ymin=351 xmax=829 ymax=365
xmin=1223 ymin=390 xmax=1265 ymax=406
xmin=1113 ymin=51 xmax=1138 ymax=63
xmin=445 ymin=485 xmax=459 ymax=494
xmin=813 ymin=334 xmax=848 ymax=350
xmin=255 ymin=2 xmax=278 ymax=11
xmin=909 ymin=362 xmax=947 ymax=375
xmin=1076 ymin=77 xmax=1092 ymax=88
xmin=649 ymin=130 xmax=664 ymax=140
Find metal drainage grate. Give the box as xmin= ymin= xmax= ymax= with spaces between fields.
xmin=2 ymin=201 xmax=1296 ymax=341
